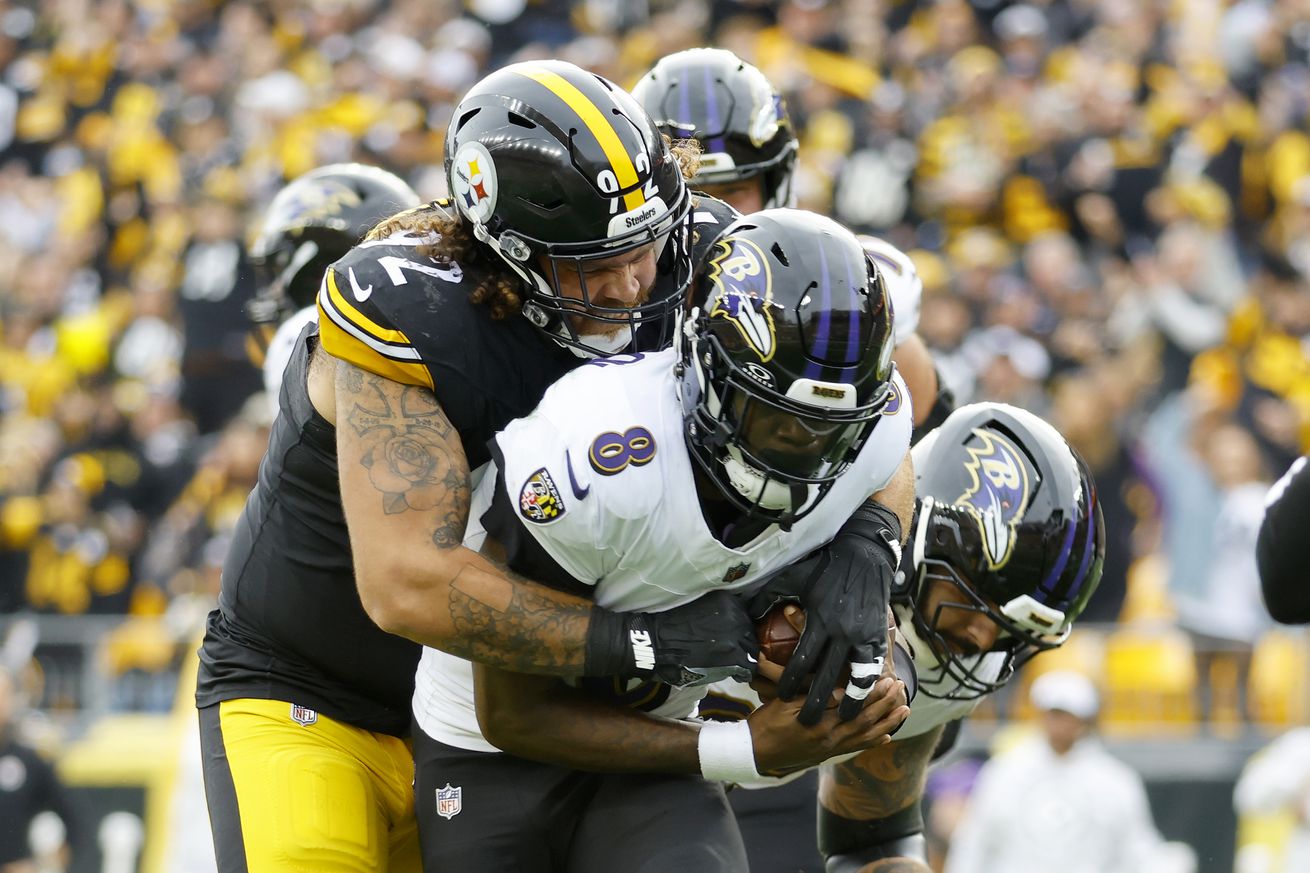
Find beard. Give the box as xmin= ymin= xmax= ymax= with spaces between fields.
xmin=567 ymin=284 xmax=654 ymax=339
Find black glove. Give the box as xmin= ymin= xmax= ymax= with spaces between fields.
xmin=758 ymin=500 xmax=902 ymax=726
xmin=583 ymin=590 xmax=759 ymax=688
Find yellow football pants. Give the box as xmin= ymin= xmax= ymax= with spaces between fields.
xmin=198 ymin=698 xmax=420 ymax=873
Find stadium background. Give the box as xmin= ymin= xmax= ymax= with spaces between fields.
xmin=2 ymin=0 xmax=1310 ymax=870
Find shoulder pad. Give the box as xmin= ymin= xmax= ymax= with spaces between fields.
xmin=532 ymin=356 xmax=673 ymax=521
xmin=317 ymin=241 xmax=467 ymax=390
xmin=688 ymin=194 xmax=740 ymax=259
xmin=859 ymin=236 xmax=922 ymax=345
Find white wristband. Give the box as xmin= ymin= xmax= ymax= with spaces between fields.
xmin=697 ymin=719 xmax=761 ymax=783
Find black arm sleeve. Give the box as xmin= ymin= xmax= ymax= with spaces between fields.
xmin=819 ymin=802 xmax=926 ymax=868
xmin=1257 ymin=456 xmax=1310 ymax=624
xmin=910 ymin=371 xmax=954 ymax=447
xmin=480 ymin=439 xmax=595 ymax=601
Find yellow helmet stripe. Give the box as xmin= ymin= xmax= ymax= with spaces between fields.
xmin=516 ymin=68 xmax=647 ymax=213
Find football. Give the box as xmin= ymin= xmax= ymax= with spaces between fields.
xmin=756 ymin=603 xmax=804 ymax=666
xmin=755 ymin=605 xmax=900 ymax=668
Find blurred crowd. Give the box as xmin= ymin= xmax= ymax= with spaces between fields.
xmin=1 ymin=0 xmax=1309 ymax=723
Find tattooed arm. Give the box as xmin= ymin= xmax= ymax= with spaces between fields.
xmin=816 ymin=726 xmax=943 ymax=873
xmin=315 ymin=350 xmax=593 ymax=675
xmin=820 ymin=725 xmax=943 ymax=820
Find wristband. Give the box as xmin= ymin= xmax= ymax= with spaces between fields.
xmin=840 ymin=500 xmax=903 ymax=566
xmin=697 ymin=719 xmax=761 ymax=783
xmin=583 ymin=606 xmax=629 ymax=677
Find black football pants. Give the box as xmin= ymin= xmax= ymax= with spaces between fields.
xmin=413 ymin=729 xmax=749 ymax=873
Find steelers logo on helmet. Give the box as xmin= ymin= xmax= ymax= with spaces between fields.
xmin=705 ymin=236 xmax=775 ymax=361
xmin=958 ymin=428 xmax=1033 ymax=570
xmin=451 ymin=142 xmax=498 ymax=225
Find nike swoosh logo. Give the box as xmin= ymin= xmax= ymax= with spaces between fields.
xmin=348 ymin=267 xmax=373 ymax=302
xmin=565 ymin=450 xmax=590 ymax=500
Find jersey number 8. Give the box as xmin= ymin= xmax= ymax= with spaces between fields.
xmin=588 ymin=427 xmax=657 ymax=475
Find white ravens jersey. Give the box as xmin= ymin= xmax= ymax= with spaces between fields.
xmin=859 ymin=236 xmax=921 ymax=348
xmin=413 ymin=347 xmax=913 ymax=753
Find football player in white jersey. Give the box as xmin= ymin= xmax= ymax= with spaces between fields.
xmin=411 ymin=209 xmax=916 ymax=872
xmin=787 ymin=402 xmax=1103 ymax=872
xmin=670 ymin=403 xmax=1104 ymax=873
xmin=632 ymin=48 xmax=953 ymax=438
xmin=430 ymin=398 xmax=1104 ymax=873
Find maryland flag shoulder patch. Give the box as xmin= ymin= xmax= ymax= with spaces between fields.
xmin=519 ymin=468 xmax=566 ymax=524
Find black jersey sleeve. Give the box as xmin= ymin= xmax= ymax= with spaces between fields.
xmin=316 ymin=233 xmax=518 ymax=456
xmin=1258 ymin=455 xmax=1310 ymax=623
xmin=480 ymin=439 xmax=595 ymax=601
xmin=316 ymin=238 xmax=453 ymax=390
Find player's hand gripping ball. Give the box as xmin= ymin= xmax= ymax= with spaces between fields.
xmin=755 ymin=605 xmax=898 ymax=672
xmin=755 ymin=603 xmax=803 ymax=666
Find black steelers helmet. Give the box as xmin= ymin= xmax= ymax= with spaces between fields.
xmin=248 ymin=163 xmax=420 ymax=321
xmin=898 ymin=403 xmax=1105 ymax=699
xmin=678 ymin=208 xmax=896 ymax=526
xmin=633 ymin=48 xmax=798 ymax=209
xmin=445 ymin=60 xmax=693 ymax=356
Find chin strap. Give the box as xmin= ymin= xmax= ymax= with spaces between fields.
xmin=722 ymin=446 xmax=805 ymax=510
xmin=563 ymin=329 xmax=631 ymax=358
xmin=472 ymin=221 xmax=545 ymax=292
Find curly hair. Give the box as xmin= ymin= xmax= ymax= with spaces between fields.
xmin=364 ymin=136 xmax=702 ymax=321
xmin=669 ymin=135 xmax=702 ymax=181
xmin=366 ymin=202 xmax=525 ymax=320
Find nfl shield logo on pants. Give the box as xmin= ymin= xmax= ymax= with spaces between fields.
xmin=436 ymin=783 xmax=462 ymax=820
xmin=289 ymin=704 xmax=317 ymax=727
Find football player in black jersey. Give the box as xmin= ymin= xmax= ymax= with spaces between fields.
xmin=196 ymin=61 xmax=754 ymax=873
xmin=632 ymin=48 xmax=954 ymax=440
